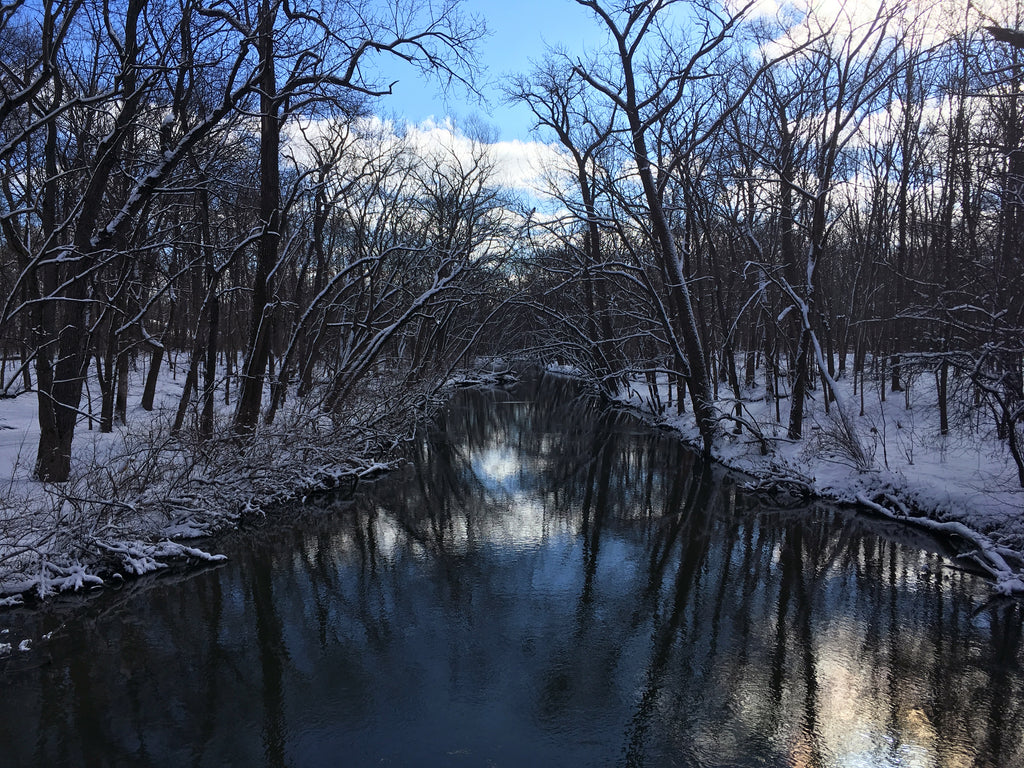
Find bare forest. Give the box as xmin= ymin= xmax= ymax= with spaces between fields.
xmin=0 ymin=0 xmax=1022 ymax=594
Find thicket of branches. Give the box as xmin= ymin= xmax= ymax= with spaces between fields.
xmin=509 ymin=0 xmax=1024 ymax=486
xmin=0 ymin=0 xmax=522 ymax=485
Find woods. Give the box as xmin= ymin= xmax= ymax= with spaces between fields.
xmin=510 ymin=0 xmax=1024 ymax=488
xmin=4 ymin=4 xmax=1024 ymax=761
xmin=0 ymin=0 xmax=500 ymax=484
xmin=0 ymin=0 xmax=1022 ymax=498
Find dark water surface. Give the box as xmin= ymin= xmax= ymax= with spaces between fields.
xmin=2 ymin=376 xmax=1023 ymax=767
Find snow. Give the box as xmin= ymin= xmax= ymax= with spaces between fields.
xmin=0 ymin=357 xmax=401 ymax=602
xmin=856 ymin=492 xmax=1024 ymax=595
xmin=601 ymin=359 xmax=1024 ymax=593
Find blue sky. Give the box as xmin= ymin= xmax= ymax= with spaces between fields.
xmin=371 ymin=0 xmax=605 ymax=141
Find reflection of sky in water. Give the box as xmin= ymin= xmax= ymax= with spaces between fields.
xmin=440 ymin=413 xmax=1010 ymax=767
xmin=473 ymin=446 xmax=521 ymax=492
xmin=0 ymin=383 xmax=1020 ymax=767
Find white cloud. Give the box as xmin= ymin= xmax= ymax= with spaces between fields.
xmin=285 ymin=114 xmax=569 ymax=199
xmin=399 ymin=117 xmax=570 ymax=193
xmin=750 ymin=0 xmax=962 ymax=57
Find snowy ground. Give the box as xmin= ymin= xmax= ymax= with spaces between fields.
xmin=605 ymin=361 xmax=1024 ymax=594
xmin=0 ymin=358 xmax=404 ymax=607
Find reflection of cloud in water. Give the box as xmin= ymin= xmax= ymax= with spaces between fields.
xmin=484 ymin=497 xmax=569 ymax=555
xmin=325 ymin=495 xmax=572 ymax=561
xmin=473 ymin=447 xmax=520 ymax=491
xmin=764 ymin=621 xmax=954 ymax=768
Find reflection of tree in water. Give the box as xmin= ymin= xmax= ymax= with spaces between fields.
xmin=345 ymin=375 xmax=715 ymax=569
xmin=1 ymin=375 xmax=1023 ymax=767
xmin=353 ymin=375 xmax=1024 ymax=766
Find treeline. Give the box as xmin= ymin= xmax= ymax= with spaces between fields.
xmin=0 ymin=0 xmax=520 ymax=483
xmin=1 ymin=0 xmax=1023 ymax=492
xmin=509 ymin=0 xmax=1024 ymax=486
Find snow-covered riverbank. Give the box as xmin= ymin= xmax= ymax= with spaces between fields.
xmin=596 ymin=363 xmax=1024 ymax=594
xmin=0 ymin=359 xmax=458 ymax=607
xmin=3 ymin=354 xmax=1021 ymax=614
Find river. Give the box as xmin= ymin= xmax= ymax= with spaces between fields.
xmin=0 ymin=374 xmax=1022 ymax=767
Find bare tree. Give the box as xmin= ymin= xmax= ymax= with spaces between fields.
xmin=746 ymin=3 xmax=909 ymax=440
xmin=230 ymin=0 xmax=486 ymax=434
xmin=508 ymin=62 xmax=624 ymax=393
xmin=1 ymin=0 xmax=265 ymax=480
xmin=564 ymin=0 xmax=760 ymax=452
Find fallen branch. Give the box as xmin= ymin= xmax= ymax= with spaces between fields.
xmin=857 ymin=492 xmax=1024 ymax=595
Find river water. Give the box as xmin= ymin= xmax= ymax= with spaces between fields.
xmin=1 ymin=375 xmax=1022 ymax=767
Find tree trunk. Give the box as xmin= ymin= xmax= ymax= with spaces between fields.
xmin=171 ymin=355 xmax=199 ymax=435
xmin=938 ymin=359 xmax=949 ymax=436
xmin=115 ymin=349 xmax=129 ymax=425
xmin=233 ymin=0 xmax=280 ymax=434
xmin=141 ymin=341 xmax=164 ymax=411
xmin=201 ymin=289 xmax=219 ymax=439
xmin=99 ymin=322 xmax=116 ymax=433
xmin=631 ymin=130 xmax=716 ymax=451
xmin=199 ymin=181 xmax=219 ymax=439
xmin=788 ymin=327 xmax=812 ymax=439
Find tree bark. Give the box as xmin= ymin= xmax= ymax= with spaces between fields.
xmin=233 ymin=0 xmax=280 ymax=434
